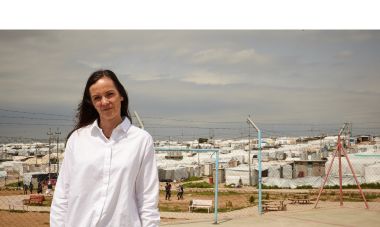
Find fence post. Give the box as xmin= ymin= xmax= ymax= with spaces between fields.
xmin=214 ymin=150 xmax=219 ymax=224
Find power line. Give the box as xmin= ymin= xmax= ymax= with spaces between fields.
xmin=0 ymin=116 xmax=73 ymax=121
xmin=0 ymin=108 xmax=73 ymax=118
xmin=0 ymin=123 xmax=73 ymax=127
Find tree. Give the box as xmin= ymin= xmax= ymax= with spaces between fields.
xmin=198 ymin=138 xmax=208 ymax=143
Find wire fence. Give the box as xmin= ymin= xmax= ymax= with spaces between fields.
xmin=0 ymin=135 xmax=380 ymax=226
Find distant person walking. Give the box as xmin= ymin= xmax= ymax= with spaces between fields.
xmin=46 ymin=182 xmax=52 ymax=195
xmin=37 ymin=181 xmax=43 ymax=194
xmin=165 ymin=182 xmax=171 ymax=200
xmin=29 ymin=182 xmax=34 ymax=194
xmin=174 ymin=183 xmax=183 ymax=200
xmin=169 ymin=182 xmax=172 ymax=199
xmin=180 ymin=185 xmax=184 ymax=200
xmin=23 ymin=184 xmax=28 ymax=195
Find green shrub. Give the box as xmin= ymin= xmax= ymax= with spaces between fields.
xmin=183 ymin=176 xmax=203 ymax=182
xmin=324 ymin=183 xmax=380 ymax=189
xmin=249 ymin=196 xmax=255 ymax=204
xmin=183 ymin=181 xmax=213 ymax=189
xmin=6 ymin=181 xmax=23 ymax=187
xmin=296 ymin=185 xmax=313 ymax=189
xmin=261 ymin=185 xmax=291 ymax=189
xmin=10 ymin=210 xmax=25 ymax=213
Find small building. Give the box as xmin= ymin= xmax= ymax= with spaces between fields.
xmin=291 ymin=160 xmax=327 ymax=178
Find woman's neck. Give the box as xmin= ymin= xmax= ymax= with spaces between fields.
xmin=99 ymin=116 xmax=123 ymax=138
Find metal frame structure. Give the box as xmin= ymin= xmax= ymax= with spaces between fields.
xmin=314 ymin=123 xmax=369 ymax=209
xmin=154 ymin=148 xmax=220 ymax=224
xmin=247 ymin=117 xmax=262 ymax=214
xmin=134 ymin=111 xmax=145 ymax=130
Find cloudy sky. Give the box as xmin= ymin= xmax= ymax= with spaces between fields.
xmin=0 ymin=30 xmax=379 ymax=141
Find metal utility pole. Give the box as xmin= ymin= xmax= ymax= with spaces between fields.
xmin=248 ymin=115 xmax=251 ymax=184
xmin=247 ymin=117 xmax=262 ymax=214
xmin=182 ymin=129 xmax=183 ymax=143
xmin=47 ymin=128 xmax=53 ymax=180
xmin=35 ymin=137 xmax=38 ymax=165
xmin=134 ymin=111 xmax=144 ymax=130
xmin=55 ymin=128 xmax=61 ymax=176
xmin=311 ymin=124 xmax=313 ymax=138
xmin=351 ymin=123 xmax=353 ymax=137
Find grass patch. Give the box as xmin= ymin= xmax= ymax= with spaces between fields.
xmin=183 ymin=181 xmax=214 ymax=189
xmin=183 ymin=177 xmax=203 ymax=182
xmin=324 ymin=183 xmax=380 ymax=189
xmin=43 ymin=223 xmax=50 ymax=225
xmin=224 ymin=184 xmax=235 ymax=188
xmin=39 ymin=211 xmax=50 ymax=213
xmin=295 ymin=185 xmax=313 ymax=189
xmin=158 ymin=206 xmax=182 ymax=212
xmin=261 ymin=185 xmax=290 ymax=189
xmin=6 ymin=181 xmax=23 ymax=187
xmin=9 ymin=210 xmax=26 ymax=213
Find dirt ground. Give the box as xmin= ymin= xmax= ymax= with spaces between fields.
xmin=0 ymin=211 xmax=50 ymax=227
xmin=0 ymin=211 xmax=187 ymax=226
xmin=158 ymin=190 xmax=254 ymax=212
xmin=0 ymin=187 xmax=40 ymax=196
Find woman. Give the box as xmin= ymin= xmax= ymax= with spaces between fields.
xmin=51 ymin=70 xmax=160 ymax=227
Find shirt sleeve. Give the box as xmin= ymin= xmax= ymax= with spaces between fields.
xmin=135 ymin=136 xmax=160 ymax=227
xmin=50 ymin=133 xmax=75 ymax=227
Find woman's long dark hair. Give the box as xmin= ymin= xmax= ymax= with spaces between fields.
xmin=66 ymin=70 xmax=132 ymax=143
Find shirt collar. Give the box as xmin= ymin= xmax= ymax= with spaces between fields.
xmin=90 ymin=116 xmax=131 ymax=133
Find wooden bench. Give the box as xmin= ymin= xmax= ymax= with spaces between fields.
xmin=262 ymin=200 xmax=286 ymax=211
xmin=24 ymin=195 xmax=44 ymax=206
xmin=8 ymin=200 xmax=28 ymax=211
xmin=289 ymin=198 xmax=311 ymax=204
xmin=290 ymin=193 xmax=311 ymax=204
xmin=262 ymin=203 xmax=285 ymax=211
xmin=189 ymin=200 xmax=213 ymax=213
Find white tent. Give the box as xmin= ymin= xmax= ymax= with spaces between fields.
xmin=364 ymin=163 xmax=380 ymax=183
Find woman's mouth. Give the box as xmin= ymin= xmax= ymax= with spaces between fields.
xmin=103 ymin=107 xmax=112 ymax=111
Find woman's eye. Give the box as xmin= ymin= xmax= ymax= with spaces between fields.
xmin=94 ymin=97 xmax=100 ymax=100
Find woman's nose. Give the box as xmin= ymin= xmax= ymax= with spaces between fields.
xmin=101 ymin=96 xmax=109 ymax=105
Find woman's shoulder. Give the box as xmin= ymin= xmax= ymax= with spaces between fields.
xmin=128 ymin=125 xmax=153 ymax=140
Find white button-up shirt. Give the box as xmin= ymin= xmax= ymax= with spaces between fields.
xmin=50 ymin=117 xmax=160 ymax=227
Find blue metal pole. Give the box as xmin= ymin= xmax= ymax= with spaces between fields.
xmin=258 ymin=130 xmax=262 ymax=214
xmin=214 ymin=151 xmax=219 ymax=223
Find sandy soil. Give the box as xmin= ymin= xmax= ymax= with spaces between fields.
xmin=158 ymin=190 xmax=254 ymax=212
xmin=0 ymin=211 xmax=187 ymax=226
xmin=0 ymin=211 xmax=50 ymax=227
xmin=0 ymin=187 xmax=39 ymax=196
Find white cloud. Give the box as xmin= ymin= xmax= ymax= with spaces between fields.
xmin=338 ymin=50 xmax=354 ymax=57
xmin=181 ymin=70 xmax=245 ymax=85
xmin=78 ymin=60 xmax=102 ymax=68
xmin=188 ymin=48 xmax=274 ymax=65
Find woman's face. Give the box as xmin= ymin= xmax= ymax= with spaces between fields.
xmin=89 ymin=76 xmax=124 ymax=122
